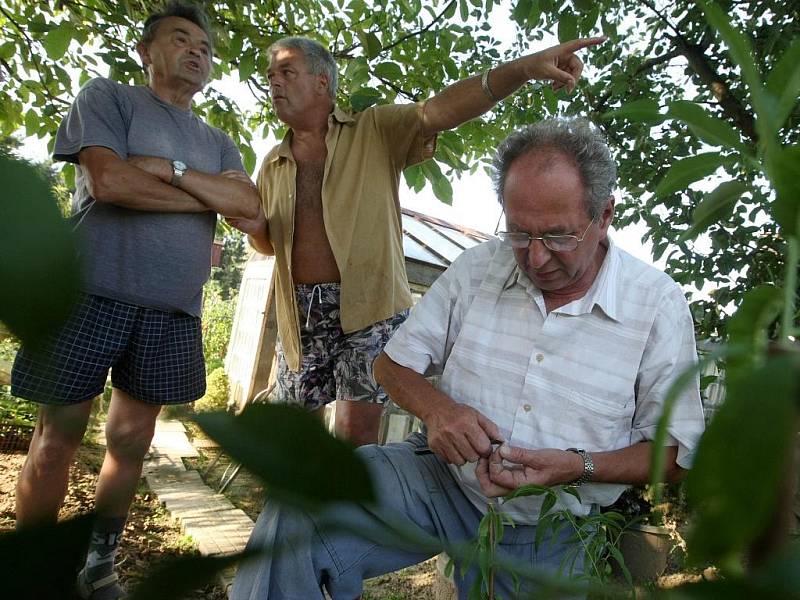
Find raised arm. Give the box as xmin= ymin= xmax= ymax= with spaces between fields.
xmin=422 ymin=37 xmax=605 ymax=136
xmin=79 ymin=146 xmax=208 ymax=213
xmin=373 ymin=352 xmax=501 ymax=466
xmin=126 ymin=155 xmax=261 ymax=219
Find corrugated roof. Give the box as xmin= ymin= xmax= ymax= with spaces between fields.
xmin=401 ymin=208 xmax=491 ymax=270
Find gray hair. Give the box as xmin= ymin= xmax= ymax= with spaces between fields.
xmin=492 ymin=118 xmax=617 ymax=219
xmin=141 ymin=1 xmax=213 ymax=52
xmin=269 ymin=37 xmax=338 ymax=101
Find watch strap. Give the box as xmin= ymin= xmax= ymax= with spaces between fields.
xmin=565 ymin=447 xmax=594 ymax=487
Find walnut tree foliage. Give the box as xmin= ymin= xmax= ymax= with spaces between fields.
xmin=1 ymin=0 xmax=798 ymax=339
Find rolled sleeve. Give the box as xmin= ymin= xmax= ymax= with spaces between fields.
xmin=383 ymin=253 xmax=470 ymax=377
xmin=372 ymin=102 xmax=437 ymax=169
xmin=632 ymin=287 xmax=705 ymax=468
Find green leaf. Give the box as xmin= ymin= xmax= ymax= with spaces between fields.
xmin=42 ymin=26 xmax=72 ymax=59
xmin=685 ymin=354 xmax=800 ymax=567
xmin=422 ymin=160 xmax=453 ymax=204
xmin=677 ymin=180 xmax=747 ymax=242
xmin=24 ymin=108 xmax=39 ymax=138
xmin=764 ymin=145 xmax=800 ymax=236
xmin=654 ymin=152 xmax=733 ymax=199
xmin=601 ymin=98 xmax=664 ymax=123
xmin=503 ymin=483 xmax=550 ymax=502
xmin=0 ymin=513 xmax=94 ymax=599
xmin=241 ymin=145 xmax=256 ymax=175
xmin=765 ymin=37 xmax=800 ymax=133
xmin=668 ymin=100 xmax=743 ymax=150
xmin=542 ymin=85 xmax=558 ymax=115
xmin=349 ymin=87 xmax=382 ymax=112
xmin=238 ymin=49 xmax=256 ymax=82
xmin=557 ymin=10 xmax=578 ymax=42
xmin=357 ymin=30 xmax=382 ymax=59
xmin=194 ymin=404 xmax=375 ymax=507
xmin=727 ymin=284 xmax=783 ymax=354
xmin=459 ymin=0 xmax=469 ymax=20
xmin=0 ymin=154 xmax=80 ymax=348
xmin=373 ymin=61 xmax=403 ymax=81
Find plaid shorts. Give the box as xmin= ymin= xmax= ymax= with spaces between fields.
xmin=276 ymin=283 xmax=408 ymax=411
xmin=11 ymin=294 xmax=206 ymax=405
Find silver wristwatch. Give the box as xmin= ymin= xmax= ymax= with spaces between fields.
xmin=170 ymin=160 xmax=187 ymax=186
xmin=565 ymin=448 xmax=594 ymax=487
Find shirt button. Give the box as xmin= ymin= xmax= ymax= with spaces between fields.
xmin=536 ymin=353 xmax=544 ymax=363
xmin=523 ymin=404 xmax=532 ymax=412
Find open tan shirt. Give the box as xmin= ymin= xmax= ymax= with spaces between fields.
xmin=257 ymin=102 xmax=437 ymax=371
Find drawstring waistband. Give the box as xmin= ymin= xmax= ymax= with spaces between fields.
xmin=305 ymin=284 xmax=324 ymax=328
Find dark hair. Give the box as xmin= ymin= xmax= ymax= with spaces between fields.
xmin=141 ymin=1 xmax=213 ymax=52
xmin=492 ymin=118 xmax=617 ymax=219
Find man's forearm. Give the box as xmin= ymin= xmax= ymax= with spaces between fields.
xmin=85 ymin=158 xmax=208 ymax=212
xmin=589 ymin=443 xmax=684 ymax=485
xmin=178 ymin=169 xmax=261 ymax=219
xmin=128 ymin=156 xmax=260 ymax=219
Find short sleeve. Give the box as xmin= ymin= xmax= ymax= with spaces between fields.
xmin=632 ymin=285 xmax=706 ymax=468
xmin=220 ymin=133 xmax=245 ymax=173
xmin=53 ymin=77 xmax=131 ymax=164
xmin=383 ymin=249 xmax=473 ymax=377
xmin=370 ymin=102 xmax=437 ymax=169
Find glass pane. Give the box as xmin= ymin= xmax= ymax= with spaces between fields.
xmin=402 ymin=216 xmax=463 ymax=262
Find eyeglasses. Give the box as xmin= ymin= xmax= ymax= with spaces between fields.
xmin=496 ymin=219 xmax=596 ymax=252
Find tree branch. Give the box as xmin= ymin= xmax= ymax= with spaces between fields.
xmin=670 ymin=34 xmax=758 ymax=142
xmin=638 ymin=0 xmax=758 ymax=143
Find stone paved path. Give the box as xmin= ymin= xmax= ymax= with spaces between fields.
xmin=143 ymin=418 xmax=254 ymax=595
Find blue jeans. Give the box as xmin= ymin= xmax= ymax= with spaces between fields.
xmin=231 ymin=433 xmax=587 ymax=599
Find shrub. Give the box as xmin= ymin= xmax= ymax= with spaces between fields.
xmin=195 ymin=367 xmax=229 ymax=413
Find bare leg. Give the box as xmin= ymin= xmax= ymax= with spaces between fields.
xmin=93 ymin=388 xmax=161 ymax=518
xmin=15 ymin=400 xmax=93 ymax=527
xmin=334 ymin=401 xmax=384 ymax=447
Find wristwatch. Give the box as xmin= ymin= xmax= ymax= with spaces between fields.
xmin=170 ymin=160 xmax=187 ymax=186
xmin=565 ymin=448 xmax=594 ymax=487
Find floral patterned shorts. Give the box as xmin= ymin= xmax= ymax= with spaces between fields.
xmin=276 ymin=283 xmax=409 ymax=411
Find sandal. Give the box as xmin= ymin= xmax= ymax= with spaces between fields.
xmin=76 ymin=567 xmax=127 ymax=600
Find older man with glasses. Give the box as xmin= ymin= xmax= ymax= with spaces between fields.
xmin=232 ymin=117 xmax=706 ymax=599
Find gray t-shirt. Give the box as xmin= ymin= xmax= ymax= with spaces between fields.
xmin=54 ymin=77 xmax=244 ymax=316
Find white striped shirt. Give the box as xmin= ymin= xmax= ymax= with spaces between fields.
xmin=384 ymin=237 xmax=705 ymax=524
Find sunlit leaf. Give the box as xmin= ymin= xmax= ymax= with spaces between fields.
xmin=557 ymin=10 xmax=578 ymax=42
xmin=654 ymin=152 xmax=734 ymax=199
xmin=42 ymin=27 xmax=72 ymax=59
xmin=238 ymin=49 xmax=256 ymax=82
xmin=194 ymin=404 xmax=375 ymax=507
xmin=677 ymin=180 xmax=747 ymax=242
xmin=601 ymin=98 xmax=664 ymax=123
xmin=0 ymin=154 xmax=79 ymax=348
xmin=373 ymin=61 xmax=403 ymax=81
xmin=668 ymin=100 xmax=743 ymax=150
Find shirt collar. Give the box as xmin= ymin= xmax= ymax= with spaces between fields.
xmin=267 ymin=105 xmax=355 ymax=165
xmin=501 ymin=236 xmax=622 ymax=322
